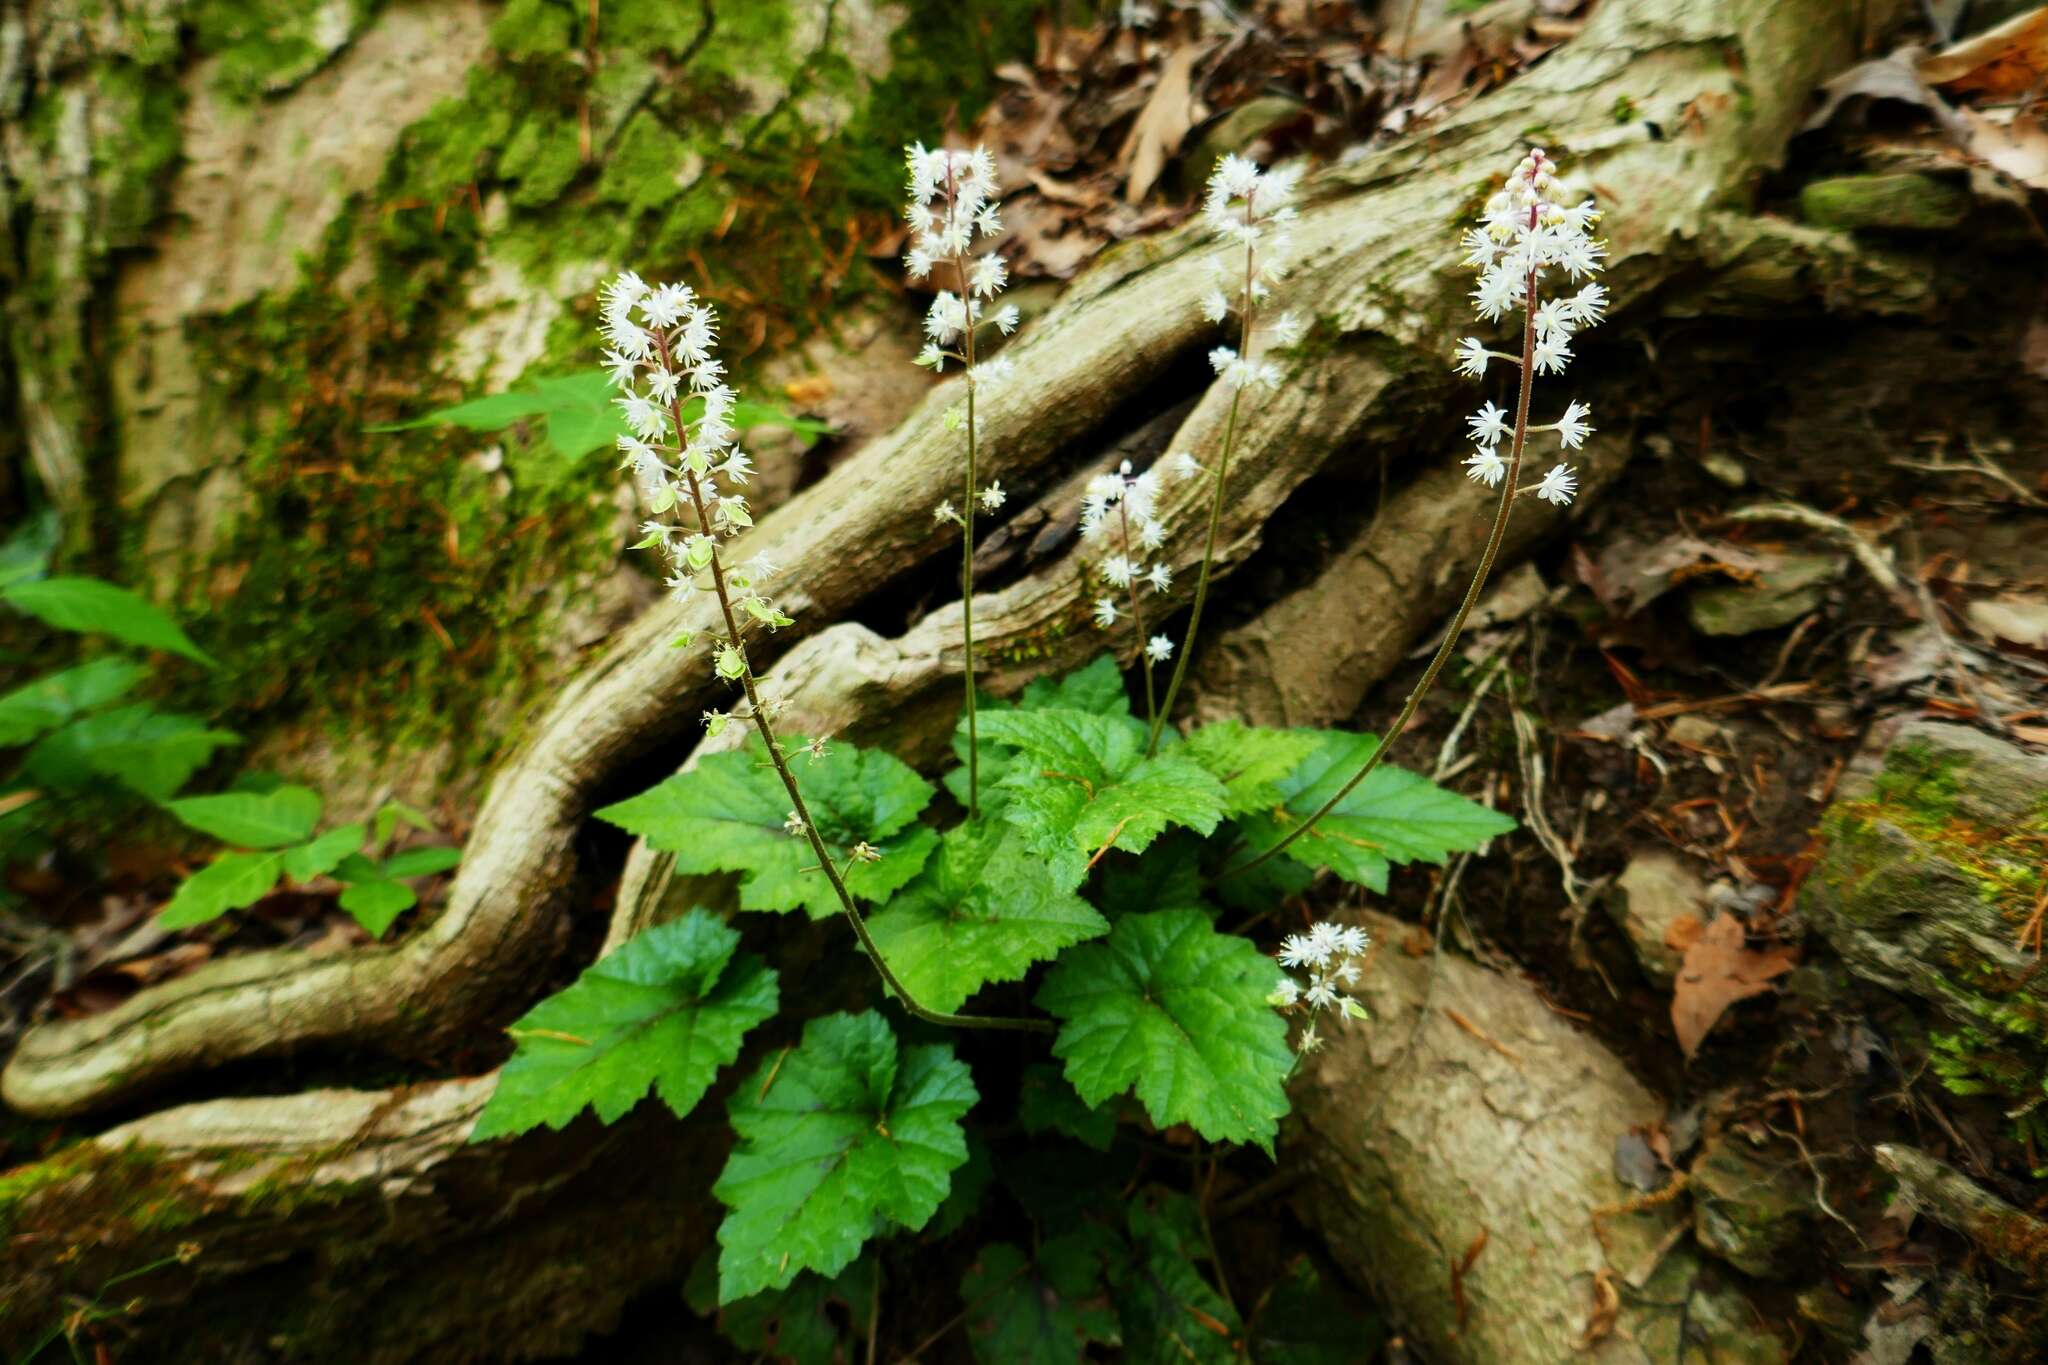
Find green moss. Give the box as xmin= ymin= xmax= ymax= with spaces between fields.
xmin=489 ymin=0 xmax=578 ymax=58
xmin=1799 ymin=173 xmax=1969 ymax=234
xmin=188 ymin=0 xmax=385 ymax=101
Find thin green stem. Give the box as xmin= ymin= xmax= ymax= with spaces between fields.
xmin=1223 ymin=260 xmax=1540 ymax=880
xmin=958 ymin=254 xmax=981 ymax=818
xmin=1118 ymin=498 xmax=1158 ymax=732
xmin=656 ymin=339 xmax=1048 ymax=1034
xmin=1149 ymin=239 xmax=1257 ymax=756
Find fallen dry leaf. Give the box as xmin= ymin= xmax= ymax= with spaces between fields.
xmin=1670 ymin=914 xmax=1797 ymax=1059
xmin=1920 ymin=5 xmax=2048 ymax=97
xmin=1957 ymin=104 xmax=2048 ymax=192
xmin=1117 ymin=41 xmax=1206 ymax=204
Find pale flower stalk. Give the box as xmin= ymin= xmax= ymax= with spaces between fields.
xmin=1229 ymin=146 xmax=1603 ymax=878
xmin=1149 ymin=154 xmax=1299 ymax=756
xmin=603 ymin=270 xmax=1046 ymax=1035
xmin=906 ymin=142 xmax=1017 ymax=818
xmin=1081 ymin=458 xmax=1195 ymax=731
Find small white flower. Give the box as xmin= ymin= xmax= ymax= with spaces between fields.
xmin=1208 ymin=345 xmax=1238 ymax=376
xmin=1145 ymin=634 xmax=1174 ymax=662
xmin=1531 ymin=331 xmax=1572 ymax=376
xmin=979 ymin=481 xmax=1006 ymax=511
xmin=992 ymin=304 xmax=1021 ymax=335
xmin=969 ymin=252 xmax=1007 ymax=298
xmin=1463 ymin=447 xmax=1507 ymax=487
xmin=1199 ymin=287 xmax=1230 ymax=323
xmin=1296 ymin=1023 xmax=1324 ymax=1055
xmin=1101 ymin=554 xmax=1137 ymax=588
xmin=914 ymin=343 xmax=947 ymax=371
xmin=849 ymin=841 xmax=882 ymax=863
xmin=1268 ymin=312 xmax=1305 ymax=348
xmin=1535 ymin=462 xmax=1578 ymax=506
xmin=1453 ymin=337 xmax=1490 ymax=379
xmin=784 ymin=811 xmax=807 ymax=837
xmin=1565 ymin=281 xmax=1609 ymax=327
xmin=1278 ymin=933 xmax=1319 ymax=969
xmin=1145 ymin=562 xmax=1172 ymax=593
xmin=1135 ymin=519 xmax=1167 ymax=552
xmin=1467 ymin=400 xmax=1510 ymax=448
xmin=1168 ymin=451 xmax=1203 ymax=482
xmin=1551 ymin=400 xmax=1592 ymax=450
xmin=933 ymin=499 xmax=960 ymax=524
xmin=1093 ymin=598 xmax=1120 ymax=628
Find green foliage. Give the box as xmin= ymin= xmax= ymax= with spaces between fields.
xmin=0 ymin=659 xmax=150 ymax=748
xmin=714 ymin=1011 xmax=976 ymax=1303
xmin=980 ymin=709 xmax=1229 ymax=877
xmin=1233 ymin=730 xmax=1517 ymax=892
xmin=473 ymin=910 xmax=779 ymax=1139
xmin=1180 ymin=721 xmax=1324 ymax=819
xmin=22 ymin=705 xmax=238 ymax=801
xmin=2 ymin=576 xmax=213 ymax=666
xmin=165 ymin=784 xmax=322 ymax=848
xmin=962 ymin=1237 xmax=1120 ymax=1365
xmin=1247 ymin=1258 xmax=1385 ymax=1365
xmin=686 ymin=1250 xmax=878 ymax=1365
xmin=1037 ymin=910 xmax=1294 ymax=1151
xmin=157 ymin=849 xmax=288 ymax=929
xmin=864 ymin=820 xmax=1107 ymax=1013
xmin=371 ymin=369 xmax=829 ymax=469
xmin=599 ymin=737 xmax=939 ymax=920
xmin=1017 ymin=1062 xmax=1118 ymax=1152
xmin=946 ymin=654 xmax=1132 ymax=807
xmin=1115 ymin=1190 xmax=1243 ymax=1365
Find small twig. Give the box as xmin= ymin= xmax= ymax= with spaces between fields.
xmin=1723 ymin=501 xmax=1906 ymax=602
xmin=1443 ymin=1007 xmax=1520 ymax=1064
xmin=1767 ymin=1123 xmax=1858 ymax=1235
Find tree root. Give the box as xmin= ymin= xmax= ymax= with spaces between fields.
xmin=3 ymin=0 xmax=1901 ymax=1122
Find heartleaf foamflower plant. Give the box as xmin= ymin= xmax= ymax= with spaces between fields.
xmin=1150 ymin=154 xmax=1303 ymax=754
xmin=1230 ymin=145 xmax=1604 ymax=877
xmin=1081 ymin=456 xmax=1202 ymax=732
xmin=906 ymin=141 xmax=1018 ymax=817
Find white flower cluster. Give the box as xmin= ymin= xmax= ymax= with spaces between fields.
xmin=602 ymin=271 xmax=790 ymax=719
xmin=1269 ymin=920 xmax=1371 ymax=1054
xmin=1197 ymin=154 xmax=1302 ymax=390
xmin=1453 ymin=147 xmax=1607 ymax=508
xmin=1081 ymin=455 xmax=1201 ymax=632
xmin=903 ymin=143 xmax=1020 ymax=373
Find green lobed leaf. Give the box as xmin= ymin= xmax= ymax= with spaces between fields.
xmin=962 ymin=1237 xmax=1122 ymax=1365
xmin=1232 ymin=731 xmax=1517 ymax=892
xmin=687 ymin=1251 xmax=877 ymax=1365
xmin=1115 ymin=1189 xmax=1242 ymax=1365
xmin=1092 ymin=831 xmax=1212 ymax=918
xmin=1036 ymin=909 xmax=1293 ymax=1152
xmin=864 ymin=820 xmax=1106 ymax=1013
xmin=1248 ymin=1257 xmax=1386 ymax=1365
xmin=474 ymin=909 xmax=779 ymax=1140
xmin=2 ymin=577 xmax=214 ymax=666
xmin=1017 ymin=1062 xmax=1118 ymax=1152
xmin=0 ymin=659 xmax=150 ymax=749
xmin=23 ymin=705 xmax=239 ymax=800
xmin=157 ymin=850 xmax=286 ymax=929
xmin=978 ymin=709 xmax=1227 ymax=877
xmin=338 ymin=878 xmax=416 ymax=935
xmin=714 ymin=1011 xmax=976 ymax=1303
xmin=598 ymin=737 xmax=938 ymax=920
xmin=280 ymin=823 xmax=367 ymax=882
xmin=946 ymin=655 xmax=1133 ymax=808
xmin=164 ymin=783 xmax=322 ymax=849
xmin=381 ymin=845 xmax=462 ymax=878
xmin=1180 ymin=721 xmax=1325 ymax=818
xmin=372 ymin=798 xmax=435 ymax=845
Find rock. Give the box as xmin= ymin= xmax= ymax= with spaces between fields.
xmin=1608 ymin=848 xmax=1708 ymax=983
xmin=1688 ymin=553 xmax=1843 ymax=636
xmin=1690 ymin=1132 xmax=1812 ymax=1276
xmin=1182 ymin=96 xmax=1308 ymax=193
xmin=1799 ymin=173 xmax=1970 ymax=232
